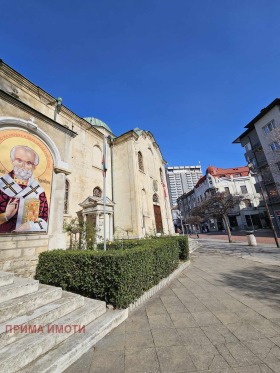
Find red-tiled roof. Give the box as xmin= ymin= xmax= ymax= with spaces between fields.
xmin=206 ymin=165 xmax=249 ymax=177
xmin=195 ymin=165 xmax=249 ymax=188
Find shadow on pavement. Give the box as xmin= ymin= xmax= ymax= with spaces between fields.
xmin=220 ymin=265 xmax=280 ymax=305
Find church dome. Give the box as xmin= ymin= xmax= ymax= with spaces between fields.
xmin=84 ymin=117 xmax=112 ymax=133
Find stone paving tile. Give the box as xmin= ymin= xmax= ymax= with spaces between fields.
xmin=151 ymin=328 xmax=182 ymax=347
xmin=124 ymin=348 xmax=160 ymax=373
xmin=125 ymin=314 xmax=151 ymax=332
xmin=262 ymin=355 xmax=280 ymax=373
xmin=95 ymin=332 xmax=126 ymax=351
xmin=189 ymin=348 xmax=232 ymax=372
xmin=201 ymin=325 xmax=239 ymax=345
xmin=178 ymin=327 xmax=218 ymax=354
xmin=212 ymin=310 xmax=241 ymax=324
xmin=216 ymin=342 xmax=263 ymax=368
xmin=169 ymin=312 xmax=198 ymax=328
xmin=145 ymin=298 xmax=168 ymax=316
xmin=160 ymin=295 xmax=189 ymax=313
xmin=89 ymin=350 xmax=125 ymax=373
xmin=168 ymin=279 xmax=186 ymax=289
xmin=182 ymin=301 xmax=210 ymax=314
xmin=233 ymin=364 xmax=275 ymax=372
xmin=156 ymin=345 xmax=196 ymax=372
xmin=226 ymin=322 xmax=267 ymax=341
xmin=252 ymin=306 xmax=280 ymax=320
xmin=270 ymin=335 xmax=280 ymax=348
xmin=159 ymin=286 xmax=176 ymax=297
xmin=200 ymin=299 xmax=230 ymax=312
xmin=249 ymin=318 xmax=280 ymax=338
xmin=147 ymin=313 xmax=174 ymax=329
xmin=125 ymin=330 xmax=155 ymax=350
xmin=191 ymin=311 xmax=222 ymax=327
xmin=110 ymin=321 xmax=126 ymax=334
xmin=64 ymin=347 xmax=93 ymax=373
xmin=242 ymin=337 xmax=276 ymax=360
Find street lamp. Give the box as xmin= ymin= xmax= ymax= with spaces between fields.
xmin=177 ymin=211 xmax=185 ymax=235
xmin=248 ymin=162 xmax=280 ymax=248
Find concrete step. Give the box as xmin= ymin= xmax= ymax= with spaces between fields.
xmin=18 ymin=309 xmax=128 ymax=373
xmin=0 ymin=272 xmax=14 ymax=287
xmin=0 ymin=292 xmax=85 ymax=348
xmin=0 ymin=298 xmax=106 ymax=373
xmin=0 ymin=257 xmax=38 ymax=278
xmin=0 ymin=277 xmax=38 ymax=303
xmin=0 ymin=284 xmax=62 ymax=324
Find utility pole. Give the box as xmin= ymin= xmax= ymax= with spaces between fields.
xmin=248 ymin=162 xmax=280 ymax=248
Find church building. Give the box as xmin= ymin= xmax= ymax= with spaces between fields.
xmin=0 ymin=60 xmax=174 ymax=277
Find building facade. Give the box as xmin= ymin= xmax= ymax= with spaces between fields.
xmin=0 ymin=60 xmax=174 ymax=276
xmin=166 ymin=165 xmax=203 ymax=207
xmin=177 ymin=165 xmax=266 ymax=232
xmin=233 ymin=98 xmax=280 ymax=229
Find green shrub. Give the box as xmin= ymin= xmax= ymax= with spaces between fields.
xmin=35 ymin=237 xmax=180 ymax=309
xmin=97 ymin=236 xmax=189 ymax=261
xmin=173 ymin=236 xmax=189 ymax=260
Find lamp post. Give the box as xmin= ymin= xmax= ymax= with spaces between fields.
xmin=177 ymin=211 xmax=185 ymax=235
xmin=248 ymin=162 xmax=279 ymax=248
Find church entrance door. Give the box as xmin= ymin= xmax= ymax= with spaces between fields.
xmin=153 ymin=205 xmax=163 ymax=233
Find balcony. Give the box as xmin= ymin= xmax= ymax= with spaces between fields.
xmin=268 ymin=196 xmax=280 ymax=204
xmin=257 ymin=159 xmax=268 ymax=169
xmin=252 ymin=142 xmax=262 ymax=152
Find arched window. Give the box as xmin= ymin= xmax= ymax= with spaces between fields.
xmin=64 ymin=179 xmax=69 ymax=214
xmin=93 ymin=187 xmax=102 ymax=197
xmin=153 ymin=194 xmax=159 ymax=203
xmin=138 ymin=151 xmax=144 ymax=172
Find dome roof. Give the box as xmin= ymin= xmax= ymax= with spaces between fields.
xmin=84 ymin=117 xmax=112 ymax=133
xmin=206 ymin=166 xmax=217 ymax=175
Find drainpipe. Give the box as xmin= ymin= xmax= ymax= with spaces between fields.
xmin=107 ymin=135 xmax=115 ymax=235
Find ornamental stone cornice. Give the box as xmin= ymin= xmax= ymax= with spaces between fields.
xmin=0 ymin=90 xmax=77 ymax=137
xmin=114 ymin=130 xmax=139 ymax=145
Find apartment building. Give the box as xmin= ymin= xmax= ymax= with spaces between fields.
xmin=166 ymin=165 xmax=203 ymax=208
xmin=233 ymin=98 xmax=280 ymax=229
xmin=177 ymin=165 xmax=266 ymax=232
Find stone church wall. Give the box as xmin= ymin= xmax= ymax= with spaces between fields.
xmin=0 ymin=60 xmax=174 ymax=277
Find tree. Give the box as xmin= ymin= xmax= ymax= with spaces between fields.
xmin=191 ymin=192 xmax=243 ymax=243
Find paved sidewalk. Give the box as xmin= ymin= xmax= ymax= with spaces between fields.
xmin=65 ymin=242 xmax=280 ymax=373
xmin=196 ymin=230 xmax=280 ymax=246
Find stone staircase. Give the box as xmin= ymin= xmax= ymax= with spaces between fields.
xmin=0 ymin=271 xmax=128 ymax=373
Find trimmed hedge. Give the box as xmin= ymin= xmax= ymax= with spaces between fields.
xmin=96 ymin=235 xmax=189 ymax=261
xmin=173 ymin=236 xmax=189 ymax=260
xmin=35 ymin=237 xmax=181 ymax=309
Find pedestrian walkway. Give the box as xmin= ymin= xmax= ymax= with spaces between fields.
xmin=65 ymin=242 xmax=280 ymax=372
xmin=196 ymin=229 xmax=280 ymax=246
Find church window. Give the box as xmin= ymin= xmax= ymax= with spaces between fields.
xmin=64 ymin=179 xmax=69 ymax=214
xmin=153 ymin=193 xmax=159 ymax=203
xmin=93 ymin=187 xmax=102 ymax=197
xmin=138 ymin=151 xmax=144 ymax=172
xmin=159 ymin=168 xmax=163 ymax=182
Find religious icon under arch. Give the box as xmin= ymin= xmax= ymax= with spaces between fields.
xmin=0 ymin=129 xmax=53 ymax=234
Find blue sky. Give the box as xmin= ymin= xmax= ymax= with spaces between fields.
xmin=1 ymin=0 xmax=280 ymax=173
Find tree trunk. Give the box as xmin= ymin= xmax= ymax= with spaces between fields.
xmin=223 ymin=215 xmax=232 ymax=243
